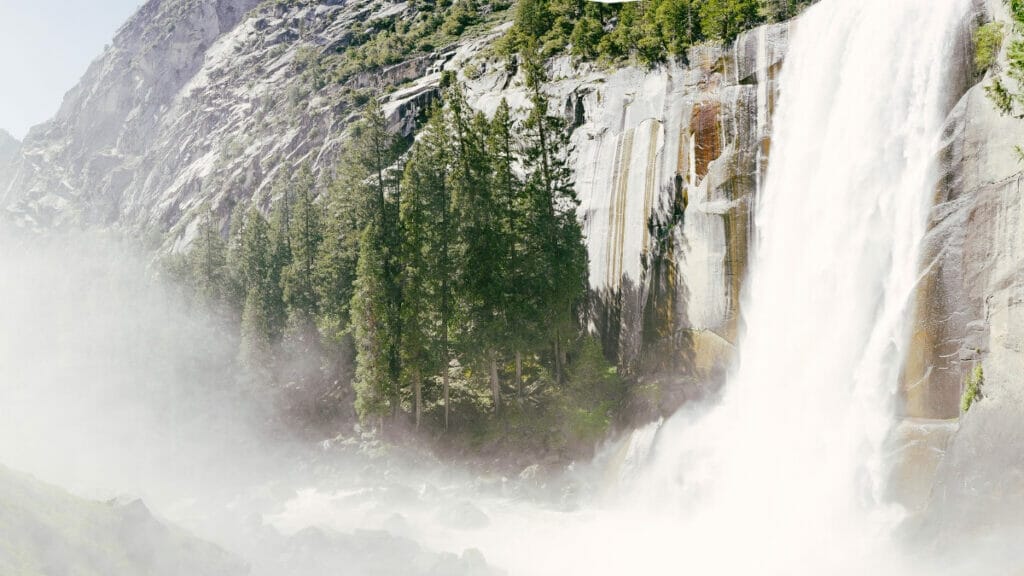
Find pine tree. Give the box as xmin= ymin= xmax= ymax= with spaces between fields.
xmin=225 ymin=202 xmax=249 ymax=316
xmin=520 ymin=60 xmax=588 ymax=384
xmin=447 ymin=85 xmax=505 ymax=414
xmin=351 ymin=221 xmax=396 ymax=425
xmin=655 ymin=0 xmax=702 ymax=54
xmin=189 ymin=207 xmax=229 ymax=310
xmin=276 ymin=163 xmax=326 ymax=404
xmin=345 ymin=100 xmax=407 ymax=424
xmin=282 ymin=163 xmax=323 ymax=326
xmin=488 ymin=98 xmax=533 ymax=403
xmin=237 ymin=207 xmax=283 ymax=378
xmin=698 ymin=0 xmax=761 ymax=42
xmin=270 ymin=171 xmax=296 ymax=342
xmin=399 ymin=104 xmax=454 ymax=430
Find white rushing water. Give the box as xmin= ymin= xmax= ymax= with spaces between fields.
xmin=621 ymin=0 xmax=972 ymax=569
xmin=270 ymin=2 xmax=976 ymax=574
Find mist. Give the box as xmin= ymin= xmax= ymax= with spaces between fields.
xmin=0 ymin=228 xmax=1021 ymax=575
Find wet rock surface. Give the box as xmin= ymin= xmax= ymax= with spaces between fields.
xmin=908 ymin=0 xmax=1024 ymax=531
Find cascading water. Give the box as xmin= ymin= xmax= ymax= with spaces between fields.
xmin=268 ymin=2 xmax=977 ymax=574
xmin=615 ymin=0 xmax=972 ymax=570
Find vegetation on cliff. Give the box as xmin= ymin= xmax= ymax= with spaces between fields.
xmin=975 ymin=21 xmax=1005 ymax=75
xmin=168 ymin=72 xmax=620 ymax=459
xmin=986 ymin=1 xmax=1024 ymax=115
xmin=503 ymin=0 xmax=815 ymax=65
xmin=961 ymin=364 xmax=984 ymax=413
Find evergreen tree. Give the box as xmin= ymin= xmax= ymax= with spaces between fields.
xmin=399 ymin=104 xmax=454 ymax=430
xmin=655 ymin=0 xmax=702 ymax=55
xmin=698 ymin=0 xmax=761 ymax=42
xmin=315 ymin=176 xmax=361 ymax=339
xmin=188 ymin=207 xmax=229 ymax=310
xmin=346 ymin=100 xmax=407 ymax=424
xmin=282 ymin=163 xmax=323 ymax=326
xmin=351 ymin=221 xmax=396 ymax=425
xmin=270 ymin=172 xmax=296 ymax=336
xmin=487 ymin=99 xmax=531 ymax=403
xmin=237 ymin=207 xmax=285 ymax=377
xmin=225 ymin=202 xmax=249 ymax=315
xmin=758 ymin=0 xmax=814 ymax=22
xmin=511 ymin=0 xmax=554 ymax=49
xmin=447 ymin=85 xmax=506 ymax=414
xmin=521 ymin=61 xmax=589 ymax=384
xmin=277 ymin=163 xmax=326 ymax=405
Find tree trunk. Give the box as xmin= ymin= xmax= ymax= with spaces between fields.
xmin=414 ymin=368 xmax=422 ymax=430
xmin=489 ymin=352 xmax=501 ymax=415
xmin=392 ymin=376 xmax=400 ymax=420
xmin=554 ymin=338 xmax=562 ymax=384
xmin=515 ymin=350 xmax=523 ymax=405
xmin=442 ymin=364 xmax=450 ymax=432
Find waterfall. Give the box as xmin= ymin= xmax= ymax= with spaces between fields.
xmin=618 ymin=0 xmax=972 ymax=571
xmin=428 ymin=3 xmax=977 ymax=574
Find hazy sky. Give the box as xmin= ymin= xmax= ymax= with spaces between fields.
xmin=0 ymin=1 xmax=143 ymax=139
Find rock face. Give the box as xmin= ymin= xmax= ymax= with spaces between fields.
xmin=0 ymin=0 xmax=475 ymax=242
xmin=463 ymin=25 xmax=789 ymax=414
xmin=902 ymin=0 xmax=987 ymax=421
xmin=0 ymin=130 xmax=17 ymax=194
xmin=1 ymin=0 xmax=262 ymax=229
xmin=906 ymin=0 xmax=1024 ymax=531
xmin=0 ymin=465 xmax=244 ymax=576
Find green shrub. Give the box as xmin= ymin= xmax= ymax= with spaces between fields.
xmin=569 ymin=15 xmax=603 ymax=59
xmin=463 ymin=62 xmax=482 ymax=79
xmin=976 ymin=22 xmax=1004 ymax=75
xmin=441 ymin=0 xmax=481 ymax=36
xmin=961 ymin=364 xmax=984 ymax=413
xmin=986 ymin=2 xmax=1024 ymax=114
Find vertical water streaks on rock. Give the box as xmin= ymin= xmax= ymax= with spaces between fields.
xmin=898 ymin=0 xmax=1024 ymax=530
xmin=642 ymin=120 xmax=662 ymax=258
xmin=614 ymin=129 xmax=634 ymax=286
xmin=608 ymin=128 xmax=634 ymax=289
xmin=690 ymin=99 xmax=749 ymax=341
xmin=897 ymin=1 xmax=982 ymax=421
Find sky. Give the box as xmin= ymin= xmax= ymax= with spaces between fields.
xmin=0 ymin=1 xmax=143 ymax=139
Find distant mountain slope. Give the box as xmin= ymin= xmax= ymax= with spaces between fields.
xmin=0 ymin=0 xmax=509 ymax=246
xmin=0 ymin=130 xmax=18 ymax=196
xmin=0 ymin=464 xmax=244 ymax=576
xmin=1 ymin=0 xmax=261 ymax=232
